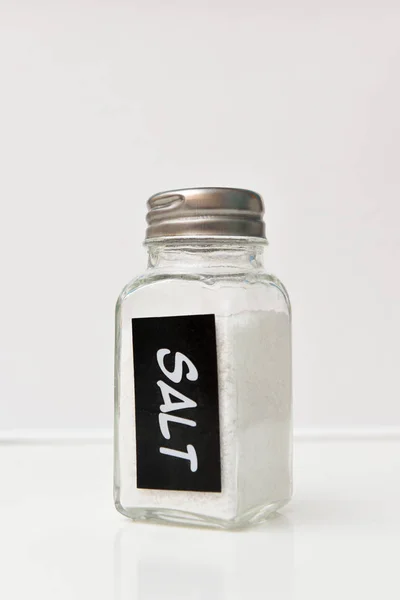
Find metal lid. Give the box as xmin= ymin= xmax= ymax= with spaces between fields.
xmin=145 ymin=187 xmax=266 ymax=241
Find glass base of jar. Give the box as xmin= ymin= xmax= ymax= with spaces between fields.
xmin=115 ymin=498 xmax=290 ymax=530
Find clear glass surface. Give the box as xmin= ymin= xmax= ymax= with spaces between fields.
xmin=114 ymin=239 xmax=292 ymax=529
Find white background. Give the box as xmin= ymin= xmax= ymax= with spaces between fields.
xmin=1 ymin=0 xmax=399 ymax=436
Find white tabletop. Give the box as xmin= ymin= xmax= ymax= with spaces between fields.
xmin=1 ymin=439 xmax=399 ymax=600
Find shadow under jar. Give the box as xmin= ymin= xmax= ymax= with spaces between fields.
xmin=114 ymin=187 xmax=292 ymax=529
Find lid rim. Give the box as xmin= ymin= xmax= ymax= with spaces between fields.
xmin=144 ymin=235 xmax=269 ymax=245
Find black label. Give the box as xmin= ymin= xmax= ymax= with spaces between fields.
xmin=132 ymin=314 xmax=221 ymax=492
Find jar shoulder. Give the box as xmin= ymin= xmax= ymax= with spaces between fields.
xmin=116 ymin=272 xmax=150 ymax=311
xmin=116 ymin=268 xmax=290 ymax=318
xmin=256 ymin=272 xmax=291 ymax=314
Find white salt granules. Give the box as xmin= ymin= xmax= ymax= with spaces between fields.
xmin=215 ymin=309 xmax=292 ymax=517
xmin=230 ymin=311 xmax=292 ymax=514
xmin=117 ymin=289 xmax=291 ymax=522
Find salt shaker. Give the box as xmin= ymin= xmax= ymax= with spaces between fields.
xmin=114 ymin=187 xmax=292 ymax=528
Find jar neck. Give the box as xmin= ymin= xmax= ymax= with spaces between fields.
xmin=146 ymin=239 xmax=266 ymax=272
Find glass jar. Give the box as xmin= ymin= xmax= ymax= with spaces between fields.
xmin=114 ymin=188 xmax=292 ymax=529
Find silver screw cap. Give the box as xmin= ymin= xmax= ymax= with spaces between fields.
xmin=145 ymin=187 xmax=266 ymax=241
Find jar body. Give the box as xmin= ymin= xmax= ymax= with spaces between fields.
xmin=114 ymin=242 xmax=292 ymax=529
